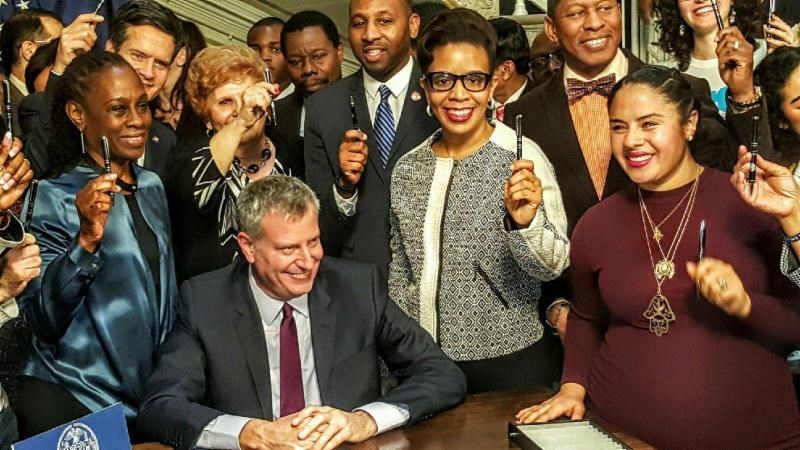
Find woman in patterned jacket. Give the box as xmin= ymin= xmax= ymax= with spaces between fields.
xmin=168 ymin=46 xmax=284 ymax=282
xmin=388 ymin=9 xmax=569 ymax=393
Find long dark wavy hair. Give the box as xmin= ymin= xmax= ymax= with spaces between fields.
xmin=48 ymin=52 xmax=134 ymax=178
xmin=653 ymin=0 xmax=763 ymax=71
xmin=755 ymin=47 xmax=800 ymax=167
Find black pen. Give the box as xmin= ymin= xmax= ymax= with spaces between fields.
xmin=515 ymin=115 xmax=523 ymax=161
xmin=350 ymin=95 xmax=360 ymax=131
xmin=697 ymin=220 xmax=706 ymax=300
xmin=710 ymin=0 xmax=725 ymax=30
xmin=749 ymin=113 xmax=760 ymax=193
xmin=263 ymin=68 xmax=277 ymax=126
xmin=2 ymin=80 xmax=13 ymax=144
xmin=101 ymin=136 xmax=115 ymax=200
xmin=23 ymin=179 xmax=38 ymax=230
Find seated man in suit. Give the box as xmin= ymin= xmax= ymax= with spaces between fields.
xmin=137 ymin=176 xmax=466 ymax=450
xmin=270 ymin=10 xmax=345 ymax=179
xmin=503 ymin=0 xmax=771 ymax=338
xmin=19 ymin=0 xmax=181 ymax=180
xmin=489 ymin=17 xmax=535 ymax=122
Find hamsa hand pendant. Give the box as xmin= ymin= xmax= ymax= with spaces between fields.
xmin=643 ymin=293 xmax=676 ymax=336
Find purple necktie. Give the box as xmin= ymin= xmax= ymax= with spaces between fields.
xmin=280 ymin=303 xmax=304 ymax=417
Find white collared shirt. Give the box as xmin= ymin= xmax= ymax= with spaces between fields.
xmin=8 ymin=74 xmax=28 ymax=98
xmin=194 ymin=269 xmax=409 ymax=449
xmin=333 ymin=56 xmax=416 ymax=216
xmin=362 ymin=56 xmax=414 ymax=129
xmin=563 ymin=48 xmax=628 ymax=83
xmin=493 ymin=79 xmax=529 ymax=120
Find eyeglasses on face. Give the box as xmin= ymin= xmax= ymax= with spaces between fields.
xmin=424 ymin=71 xmax=492 ymax=92
xmin=531 ymin=53 xmax=564 ymax=71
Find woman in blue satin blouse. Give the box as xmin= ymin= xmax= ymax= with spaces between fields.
xmin=15 ymin=52 xmax=177 ymax=440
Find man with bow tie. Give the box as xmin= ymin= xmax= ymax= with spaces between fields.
xmin=503 ymin=0 xmax=770 ymax=344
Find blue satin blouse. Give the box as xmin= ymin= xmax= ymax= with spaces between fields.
xmin=19 ymin=163 xmax=177 ymax=420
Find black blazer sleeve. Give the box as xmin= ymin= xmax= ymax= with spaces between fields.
xmin=373 ymin=265 xmax=467 ymax=423
xmin=137 ymin=281 xmax=228 ymax=450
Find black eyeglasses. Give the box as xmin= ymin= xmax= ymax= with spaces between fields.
xmin=424 ymin=71 xmax=492 ymax=92
xmin=531 ymin=53 xmax=564 ymax=71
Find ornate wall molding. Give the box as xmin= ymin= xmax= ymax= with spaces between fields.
xmin=444 ymin=0 xmax=499 ymax=18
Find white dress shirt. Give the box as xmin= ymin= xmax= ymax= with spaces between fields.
xmin=333 ymin=57 xmax=415 ymax=217
xmin=194 ymin=269 xmax=409 ymax=449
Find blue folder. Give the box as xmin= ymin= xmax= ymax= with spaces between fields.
xmin=12 ymin=403 xmax=131 ymax=450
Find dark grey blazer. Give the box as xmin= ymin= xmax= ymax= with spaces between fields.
xmin=268 ymin=89 xmax=306 ymax=179
xmin=136 ymin=257 xmax=466 ymax=450
xmin=304 ymin=65 xmax=439 ymax=273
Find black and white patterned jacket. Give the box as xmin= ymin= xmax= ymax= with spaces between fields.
xmin=388 ymin=122 xmax=569 ymax=361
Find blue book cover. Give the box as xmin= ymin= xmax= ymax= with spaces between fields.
xmin=12 ymin=403 xmax=131 ymax=450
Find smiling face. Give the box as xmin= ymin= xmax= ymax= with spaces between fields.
xmin=238 ymin=207 xmax=323 ymax=301
xmin=545 ymin=0 xmax=621 ymax=80
xmin=349 ymin=0 xmax=419 ymax=82
xmin=72 ymin=65 xmax=152 ymax=164
xmin=678 ymin=0 xmax=731 ymax=36
xmin=780 ymin=65 xmax=800 ymax=135
xmin=284 ymin=26 xmax=344 ymax=97
xmin=609 ymin=83 xmax=698 ymax=191
xmin=422 ymin=43 xmax=497 ymax=141
xmin=109 ymin=25 xmax=176 ymax=101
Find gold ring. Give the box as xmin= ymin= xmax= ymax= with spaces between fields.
xmin=717 ymin=277 xmax=728 ymax=291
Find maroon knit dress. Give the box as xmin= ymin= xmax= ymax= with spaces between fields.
xmin=564 ymin=169 xmax=800 ymax=449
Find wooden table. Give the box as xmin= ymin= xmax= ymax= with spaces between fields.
xmin=134 ymin=388 xmax=653 ymax=450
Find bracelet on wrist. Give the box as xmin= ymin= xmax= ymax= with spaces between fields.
xmin=727 ymin=85 xmax=762 ymax=110
xmin=546 ymin=301 xmax=570 ymax=332
xmin=784 ymin=230 xmax=800 ymax=245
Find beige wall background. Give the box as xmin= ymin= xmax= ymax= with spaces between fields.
xmin=155 ymin=0 xmax=550 ymax=76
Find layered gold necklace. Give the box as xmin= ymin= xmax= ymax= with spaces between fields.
xmin=637 ymin=167 xmax=701 ymax=336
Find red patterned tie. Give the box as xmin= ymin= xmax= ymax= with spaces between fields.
xmin=280 ymin=303 xmax=304 ymax=417
xmin=565 ymin=74 xmax=617 ymax=102
xmin=496 ymin=104 xmax=506 ymax=122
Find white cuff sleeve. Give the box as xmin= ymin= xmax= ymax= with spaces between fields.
xmin=0 ymin=298 xmax=18 ymax=330
xmin=355 ymin=402 xmax=410 ymax=434
xmin=332 ymin=184 xmax=359 ymax=217
xmin=194 ymin=414 xmax=251 ymax=449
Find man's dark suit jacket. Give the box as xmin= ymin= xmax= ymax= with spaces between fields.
xmin=304 ymin=65 xmax=439 ymax=273
xmin=136 ymin=257 xmax=466 ymax=450
xmin=503 ymin=49 xmax=775 ymax=313
xmin=18 ymin=74 xmax=177 ymax=180
xmin=268 ymin=89 xmax=306 ymax=179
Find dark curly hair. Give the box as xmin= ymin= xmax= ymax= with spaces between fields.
xmin=755 ymin=47 xmax=800 ymax=167
xmin=48 ymin=52 xmax=136 ymax=178
xmin=653 ymin=0 xmax=763 ymax=72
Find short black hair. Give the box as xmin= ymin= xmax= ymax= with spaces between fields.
xmin=413 ymin=1 xmax=449 ymax=24
xmin=248 ymin=17 xmax=286 ymax=41
xmin=280 ymin=11 xmax=340 ymax=58
xmin=24 ymin=37 xmax=59 ymax=93
xmin=416 ymin=8 xmax=497 ymax=74
xmin=489 ymin=17 xmax=530 ymax=74
xmin=108 ymin=0 xmax=182 ymax=59
xmin=0 ymin=9 xmax=62 ymax=74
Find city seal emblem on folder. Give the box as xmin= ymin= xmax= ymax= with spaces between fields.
xmin=56 ymin=423 xmax=99 ymax=450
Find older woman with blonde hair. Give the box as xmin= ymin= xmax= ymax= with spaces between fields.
xmin=169 ymin=45 xmax=283 ymax=281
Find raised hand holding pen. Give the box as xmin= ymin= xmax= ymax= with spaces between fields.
xmin=0 ymin=133 xmax=33 ymax=211
xmin=504 ymin=116 xmax=542 ymax=229
xmin=75 ymin=172 xmax=120 ymax=254
xmin=53 ymin=14 xmax=105 ymax=74
xmin=715 ymin=26 xmax=756 ymax=104
xmin=337 ymin=99 xmax=368 ymax=197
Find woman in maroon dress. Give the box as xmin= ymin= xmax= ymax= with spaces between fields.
xmin=516 ymin=66 xmax=800 ymax=449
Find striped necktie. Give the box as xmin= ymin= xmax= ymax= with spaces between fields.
xmin=375 ymin=85 xmax=396 ymax=167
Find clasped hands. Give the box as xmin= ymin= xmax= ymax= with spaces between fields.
xmin=239 ymin=407 xmax=378 ymax=450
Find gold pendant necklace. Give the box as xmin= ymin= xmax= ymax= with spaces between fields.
xmin=637 ymin=167 xmax=701 ymax=336
xmin=643 ymin=289 xmax=676 ymax=336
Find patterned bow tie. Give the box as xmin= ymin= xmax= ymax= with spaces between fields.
xmin=566 ymin=74 xmax=617 ymax=102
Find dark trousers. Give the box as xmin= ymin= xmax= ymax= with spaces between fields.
xmin=455 ymin=332 xmax=563 ymax=394
xmin=13 ymin=375 xmax=91 ymax=439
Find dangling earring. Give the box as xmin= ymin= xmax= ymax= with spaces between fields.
xmin=488 ymin=97 xmax=496 ymax=111
xmin=679 ymin=23 xmax=686 ymax=36
xmin=206 ymin=127 xmax=215 ymax=138
xmin=426 ymin=105 xmax=432 ymax=117
xmin=80 ymin=129 xmax=86 ymax=154
xmin=729 ymin=9 xmax=736 ymax=25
